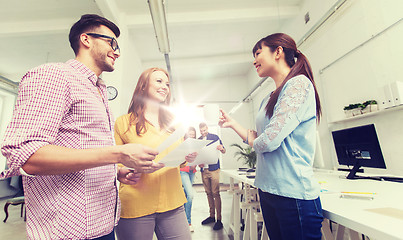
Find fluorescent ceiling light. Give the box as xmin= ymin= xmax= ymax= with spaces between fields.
xmin=148 ymin=0 xmax=170 ymax=54
xmin=229 ymin=77 xmax=268 ymax=115
xmin=228 ymin=101 xmax=243 ymax=115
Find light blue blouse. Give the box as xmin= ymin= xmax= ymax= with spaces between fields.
xmin=253 ymin=75 xmax=320 ymax=200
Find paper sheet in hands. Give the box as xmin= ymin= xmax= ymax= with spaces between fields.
xmin=158 ymin=138 xmax=213 ymax=167
xmin=186 ymin=140 xmax=220 ymax=166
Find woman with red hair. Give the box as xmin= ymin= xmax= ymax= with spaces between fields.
xmin=114 ymin=67 xmax=195 ymax=240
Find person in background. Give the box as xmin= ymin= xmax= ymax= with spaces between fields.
xmin=198 ymin=122 xmax=226 ymax=231
xmin=219 ymin=33 xmax=323 ymax=240
xmin=114 ymin=67 xmax=196 ymax=240
xmin=180 ymin=126 xmax=197 ymax=232
xmin=0 ymin=14 xmax=161 ymax=240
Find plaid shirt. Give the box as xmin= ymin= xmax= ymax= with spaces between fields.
xmin=1 ymin=59 xmax=120 ymax=239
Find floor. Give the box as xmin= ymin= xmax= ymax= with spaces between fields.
xmin=189 ymin=184 xmax=234 ymax=240
xmin=0 ymin=184 xmax=236 ymax=240
xmin=0 ymin=197 xmax=27 ymax=239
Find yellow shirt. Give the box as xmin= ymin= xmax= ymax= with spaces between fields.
xmin=114 ymin=113 xmax=186 ymax=218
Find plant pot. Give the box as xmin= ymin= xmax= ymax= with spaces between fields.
xmin=361 ymin=107 xmax=370 ymax=114
xmin=369 ymin=104 xmax=378 ymax=112
xmin=351 ymin=108 xmax=362 ymax=116
xmin=344 ymin=109 xmax=353 ymax=118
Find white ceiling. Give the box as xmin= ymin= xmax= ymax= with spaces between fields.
xmin=0 ymin=0 xmax=303 ymax=100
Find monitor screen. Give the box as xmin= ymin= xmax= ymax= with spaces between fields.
xmin=332 ymin=124 xmax=386 ymax=179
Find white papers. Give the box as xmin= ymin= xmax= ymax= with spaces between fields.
xmin=125 ymin=126 xmax=187 ymax=171
xmin=156 ymin=125 xmax=187 ymax=153
xmin=187 ymin=140 xmax=220 ymax=166
xmin=159 ymin=138 xmax=212 ymax=167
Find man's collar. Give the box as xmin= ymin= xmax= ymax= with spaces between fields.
xmin=67 ymin=59 xmax=98 ymax=86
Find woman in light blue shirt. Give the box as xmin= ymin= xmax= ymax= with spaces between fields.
xmin=219 ymin=33 xmax=323 ymax=240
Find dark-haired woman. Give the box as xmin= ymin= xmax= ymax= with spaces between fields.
xmin=219 ymin=33 xmax=323 ymax=240
xmin=114 ymin=67 xmax=195 ymax=240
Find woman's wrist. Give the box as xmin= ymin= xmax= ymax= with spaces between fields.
xmin=248 ymin=130 xmax=257 ymax=147
xmin=243 ymin=129 xmax=249 ymax=144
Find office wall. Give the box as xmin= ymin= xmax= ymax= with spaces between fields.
xmin=103 ymin=33 xmax=144 ymax=118
xmin=247 ymin=0 xmax=403 ymax=175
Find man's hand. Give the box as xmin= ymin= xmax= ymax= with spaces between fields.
xmin=117 ymin=167 xmax=142 ymax=185
xmin=217 ymin=144 xmax=226 ymax=154
xmin=118 ymin=144 xmax=164 ymax=173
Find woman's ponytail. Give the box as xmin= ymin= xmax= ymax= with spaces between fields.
xmin=253 ymin=33 xmax=321 ymax=122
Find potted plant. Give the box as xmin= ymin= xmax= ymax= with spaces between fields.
xmin=361 ymin=100 xmax=378 ymax=113
xmin=343 ymin=103 xmax=362 ymax=117
xmin=231 ymin=143 xmax=256 ymax=169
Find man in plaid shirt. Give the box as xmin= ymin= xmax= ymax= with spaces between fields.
xmin=1 ymin=14 xmax=162 ymax=240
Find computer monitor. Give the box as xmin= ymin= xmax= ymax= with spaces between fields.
xmin=332 ymin=124 xmax=386 ymax=180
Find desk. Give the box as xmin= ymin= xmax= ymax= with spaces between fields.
xmin=223 ymin=169 xmax=403 ymax=240
xmin=316 ymin=170 xmax=403 ymax=240
xmin=222 ymin=169 xmax=264 ymax=240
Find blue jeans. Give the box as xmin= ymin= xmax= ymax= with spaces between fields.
xmin=258 ymin=190 xmax=323 ymax=240
xmin=180 ymin=171 xmax=195 ymax=224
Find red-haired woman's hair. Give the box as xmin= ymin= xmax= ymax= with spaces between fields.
xmin=252 ymin=33 xmax=321 ymax=121
xmin=127 ymin=67 xmax=174 ymax=136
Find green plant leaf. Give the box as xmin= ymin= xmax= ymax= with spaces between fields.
xmin=231 ymin=143 xmax=257 ymax=168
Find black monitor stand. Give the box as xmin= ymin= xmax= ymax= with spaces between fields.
xmin=346 ymin=163 xmax=403 ymax=182
xmin=346 ymin=164 xmax=380 ymax=180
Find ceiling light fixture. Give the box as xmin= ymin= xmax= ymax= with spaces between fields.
xmin=148 ymin=0 xmax=170 ymax=54
xmin=228 ymin=77 xmax=268 ymax=115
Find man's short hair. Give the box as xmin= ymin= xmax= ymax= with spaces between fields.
xmin=69 ymin=14 xmax=120 ymax=55
xmin=199 ymin=122 xmax=207 ymax=129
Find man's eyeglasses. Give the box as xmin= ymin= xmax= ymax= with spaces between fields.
xmin=86 ymin=33 xmax=120 ymax=53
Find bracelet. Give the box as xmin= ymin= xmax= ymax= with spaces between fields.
xmin=243 ymin=129 xmax=249 ymax=144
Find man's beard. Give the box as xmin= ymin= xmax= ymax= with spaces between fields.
xmin=92 ymin=49 xmax=115 ymax=72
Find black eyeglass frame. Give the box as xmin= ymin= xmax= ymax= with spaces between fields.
xmin=86 ymin=33 xmax=120 ymax=53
